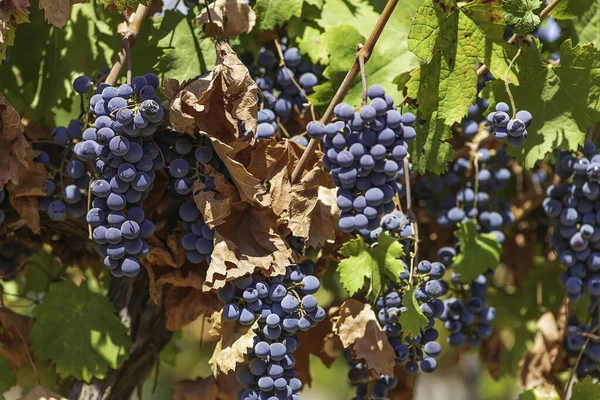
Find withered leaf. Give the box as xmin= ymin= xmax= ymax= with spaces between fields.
xmin=19 ymin=385 xmax=64 ymax=400
xmin=0 ymin=93 xmax=29 ymax=190
xmin=0 ymin=308 xmax=32 ymax=369
xmin=38 ymin=0 xmax=85 ymax=28
xmin=192 ymin=164 xmax=241 ymax=227
xmin=332 ymin=299 xmax=395 ymax=377
xmin=203 ymin=206 xmax=291 ymax=291
xmin=165 ymin=286 xmax=221 ymax=331
xmin=196 ymin=0 xmax=256 ymax=40
xmin=174 ymin=372 xmax=240 ymax=400
xmin=209 ymin=312 xmax=257 ymax=376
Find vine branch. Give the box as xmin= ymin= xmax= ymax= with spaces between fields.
xmin=106 ymin=0 xmax=154 ymax=86
xmin=290 ymin=0 xmax=400 ymax=183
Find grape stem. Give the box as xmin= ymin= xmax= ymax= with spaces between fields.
xmin=106 ymin=0 xmax=154 ymax=86
xmin=504 ymin=47 xmax=522 ymax=119
xmin=476 ymin=0 xmax=563 ymax=78
xmin=358 ymin=44 xmax=368 ymax=106
xmin=403 ymin=157 xmax=418 ymax=286
xmin=290 ymin=0 xmax=400 ymax=183
xmin=273 ymin=38 xmax=311 ymax=103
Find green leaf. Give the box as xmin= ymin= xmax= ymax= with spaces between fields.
xmin=23 ymin=251 xmax=64 ymax=293
xmin=31 ymin=280 xmax=131 ymax=382
xmin=309 ymin=0 xmax=420 ymax=107
xmin=134 ymin=10 xmax=216 ymax=83
xmin=408 ymin=112 xmax=453 ymax=174
xmin=0 ymin=357 xmax=15 ymax=392
xmin=489 ymin=40 xmax=600 ymax=168
xmin=297 ymin=25 xmax=329 ymax=65
xmin=553 ymin=0 xmax=599 ymax=46
xmin=452 ymin=220 xmax=502 ymax=282
xmin=97 ymin=0 xmax=147 ymax=9
xmin=398 ymin=287 xmax=429 ymax=339
xmin=337 ymin=232 xmax=405 ymax=300
xmin=254 ymin=0 xmax=303 ymax=30
xmin=501 ymin=0 xmax=543 ymax=35
xmin=572 ymin=377 xmax=600 ymax=400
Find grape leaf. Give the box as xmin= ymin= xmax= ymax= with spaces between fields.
xmin=398 ymin=286 xmax=429 ymax=339
xmin=0 ymin=0 xmax=29 ymax=62
xmin=30 ymin=280 xmax=131 ymax=382
xmin=0 ymin=93 xmax=29 ymax=190
xmin=309 ymin=0 xmax=420 ymax=107
xmin=501 ymin=0 xmax=543 ymax=35
xmin=452 ymin=219 xmax=502 ymax=282
xmin=408 ymin=112 xmax=453 ymax=174
xmin=253 ymin=0 xmax=303 ymax=30
xmin=0 ymin=357 xmax=15 ymax=392
xmin=572 ymin=377 xmax=600 ymax=400
xmin=96 ymin=0 xmax=147 ymax=10
xmin=38 ymin=0 xmax=86 ymax=28
xmin=554 ymin=0 xmax=599 ymax=48
xmin=23 ymin=251 xmax=63 ymax=293
xmin=337 ymin=232 xmax=405 ymax=301
xmin=209 ymin=312 xmax=258 ymax=376
xmin=195 ymin=0 xmax=256 ymax=40
xmin=489 ymin=40 xmax=600 ymax=169
xmin=518 ymin=388 xmax=559 ymax=400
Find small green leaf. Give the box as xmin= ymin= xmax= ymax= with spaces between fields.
xmin=453 ymin=220 xmax=502 ymax=282
xmin=398 ymin=287 xmax=429 ymax=338
xmin=572 ymin=377 xmax=600 ymax=400
xmin=501 ymin=0 xmax=543 ymax=35
xmin=0 ymin=357 xmax=16 ymax=392
xmin=337 ymin=232 xmax=405 ymax=300
xmin=31 ymin=280 xmax=131 ymax=382
xmin=254 ymin=0 xmax=303 ymax=30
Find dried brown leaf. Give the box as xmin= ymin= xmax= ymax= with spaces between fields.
xmin=196 ymin=0 xmax=256 ymax=39
xmin=38 ymin=0 xmax=85 ymax=28
xmin=0 ymin=308 xmax=32 ymax=369
xmin=192 ymin=164 xmax=241 ymax=227
xmin=19 ymin=385 xmax=65 ymax=400
xmin=0 ymin=93 xmax=29 ymax=190
xmin=209 ymin=312 xmax=257 ymax=375
xmin=203 ymin=206 xmax=291 ymax=291
xmin=174 ymin=372 xmax=240 ymax=400
xmin=332 ymin=299 xmax=395 ymax=377
xmin=520 ymin=303 xmax=568 ymax=391
xmin=165 ymin=286 xmax=221 ymax=331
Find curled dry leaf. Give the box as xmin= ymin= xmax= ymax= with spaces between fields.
xmin=196 ymin=0 xmax=256 ymax=40
xmin=0 ymin=93 xmax=29 ymax=190
xmin=168 ymin=42 xmax=258 ymax=141
xmin=209 ymin=312 xmax=257 ymax=376
xmin=203 ymin=206 xmax=291 ymax=291
xmin=0 ymin=308 xmax=32 ymax=369
xmin=193 ymin=163 xmax=242 ymax=227
xmin=331 ymin=299 xmax=396 ymax=377
xmin=0 ymin=0 xmax=29 ymax=62
xmin=174 ymin=373 xmax=240 ymax=400
xmin=165 ymin=286 xmax=221 ymax=331
xmin=520 ymin=303 xmax=568 ymax=392
xmin=38 ymin=0 xmax=85 ymax=28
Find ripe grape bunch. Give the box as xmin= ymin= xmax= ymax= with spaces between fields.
xmin=346 ymin=356 xmax=398 ymax=400
xmin=75 ymin=73 xmax=163 ymax=277
xmin=564 ymin=316 xmax=600 ymax=379
xmin=179 ymin=202 xmax=214 ymax=265
xmin=360 ymin=209 xmax=412 ymax=245
xmin=487 ymin=102 xmax=532 ymax=147
xmin=374 ymin=260 xmax=446 ymax=375
xmin=544 ymin=141 xmax=600 ymax=301
xmin=219 ymin=262 xmax=324 ymax=400
xmin=313 ymin=84 xmax=416 ymax=233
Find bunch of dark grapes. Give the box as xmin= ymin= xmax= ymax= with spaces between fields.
xmin=219 ymin=262 xmax=323 ymax=400
xmin=544 ymin=141 xmax=600 ymax=301
xmin=248 ymin=41 xmax=323 ymax=140
xmin=359 ymin=210 xmax=412 ymax=246
xmin=35 ymin=134 xmax=91 ymax=221
xmin=487 ymin=102 xmax=532 ymax=147
xmin=75 ymin=73 xmax=163 ymax=277
xmin=314 ymin=85 xmax=415 ymax=233
xmin=564 ymin=316 xmax=600 ymax=379
xmin=440 ymin=269 xmax=497 ymax=347
xmin=346 ymin=356 xmax=398 ymax=400
xmin=179 ymin=202 xmax=214 ymax=264
xmin=417 ymin=147 xmax=513 ymax=245
xmin=375 ymin=260 xmax=445 ymax=374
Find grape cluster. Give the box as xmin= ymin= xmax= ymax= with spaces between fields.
xmin=76 ymin=73 xmax=164 ymax=277
xmin=179 ymin=202 xmax=214 ymax=264
xmin=440 ymin=270 xmax=497 ymax=347
xmin=565 ymin=316 xmax=600 ymax=379
xmin=359 ymin=210 xmax=412 ymax=245
xmin=461 ymin=98 xmax=490 ymax=138
xmin=536 ymin=16 xmax=562 ymax=44
xmin=418 ymin=148 xmax=513 ymax=245
xmin=220 ymin=263 xmax=323 ymax=400
xmin=487 ymin=102 xmax=532 ymax=147
xmin=347 ymin=357 xmax=398 ymax=400
xmin=314 ymin=85 xmax=415 ymax=233
xmin=374 ymin=260 xmax=445 ymax=374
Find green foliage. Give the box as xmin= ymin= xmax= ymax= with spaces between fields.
xmin=254 ymin=0 xmax=304 ymax=30
xmin=23 ymin=251 xmax=64 ymax=293
xmin=452 ymin=220 xmax=502 ymax=282
xmin=490 ymin=40 xmax=600 ymax=168
xmin=30 ymin=280 xmax=131 ymax=382
xmin=337 ymin=232 xmax=405 ymax=300
xmin=398 ymin=287 xmax=429 ymax=338
xmin=0 ymin=357 xmax=15 ymax=393
xmin=97 ymin=0 xmax=148 ymax=10
xmin=554 ymin=0 xmax=600 ymax=47
xmin=501 ymin=0 xmax=543 ymax=35
xmin=572 ymin=377 xmax=600 ymax=400
xmin=134 ymin=10 xmax=216 ymax=82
